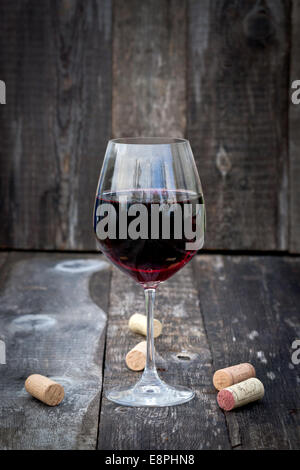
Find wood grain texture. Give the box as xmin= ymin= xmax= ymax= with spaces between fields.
xmin=289 ymin=0 xmax=300 ymax=253
xmin=112 ymin=0 xmax=186 ymax=137
xmin=188 ymin=0 xmax=290 ymax=250
xmin=0 ymin=252 xmax=111 ymax=449
xmin=0 ymin=0 xmax=112 ymax=250
xmin=0 ymin=1 xmax=294 ymax=253
xmin=0 ymin=252 xmax=299 ymax=449
xmin=193 ymin=255 xmax=300 ymax=449
xmin=98 ymin=263 xmax=230 ymax=450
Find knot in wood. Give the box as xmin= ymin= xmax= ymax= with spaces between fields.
xmin=243 ymin=7 xmax=275 ymax=46
xmin=216 ymin=146 xmax=232 ymax=178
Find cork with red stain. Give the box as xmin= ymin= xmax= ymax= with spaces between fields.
xmin=217 ymin=377 xmax=264 ymax=411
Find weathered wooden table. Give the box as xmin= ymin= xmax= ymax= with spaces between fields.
xmin=0 ymin=251 xmax=299 ymax=450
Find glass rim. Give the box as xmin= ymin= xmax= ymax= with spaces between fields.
xmin=109 ymin=137 xmax=189 ymax=146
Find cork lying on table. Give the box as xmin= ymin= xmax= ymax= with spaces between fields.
xmin=25 ymin=374 xmax=64 ymax=406
xmin=128 ymin=313 xmax=162 ymax=338
xmin=213 ymin=363 xmax=256 ymax=390
xmin=126 ymin=341 xmax=147 ymax=371
xmin=217 ymin=377 xmax=264 ymax=411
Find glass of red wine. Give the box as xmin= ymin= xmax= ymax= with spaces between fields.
xmin=93 ymin=137 xmax=205 ymax=406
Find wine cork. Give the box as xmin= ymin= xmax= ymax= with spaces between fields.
xmin=213 ymin=363 xmax=256 ymax=390
xmin=217 ymin=377 xmax=264 ymax=411
xmin=128 ymin=313 xmax=162 ymax=338
xmin=25 ymin=374 xmax=64 ymax=406
xmin=126 ymin=341 xmax=147 ymax=371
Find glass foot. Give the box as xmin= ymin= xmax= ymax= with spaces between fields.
xmin=106 ymin=375 xmax=195 ymax=407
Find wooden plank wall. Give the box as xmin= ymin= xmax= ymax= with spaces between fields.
xmin=188 ymin=0 xmax=289 ymax=250
xmin=0 ymin=0 xmax=112 ymax=251
xmin=113 ymin=0 xmax=186 ymax=138
xmin=0 ymin=0 xmax=298 ymax=252
xmin=289 ymin=0 xmax=300 ymax=253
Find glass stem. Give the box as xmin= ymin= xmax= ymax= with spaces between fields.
xmin=143 ymin=288 xmax=159 ymax=378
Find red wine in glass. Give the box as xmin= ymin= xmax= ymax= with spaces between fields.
xmin=94 ymin=189 xmax=204 ymax=287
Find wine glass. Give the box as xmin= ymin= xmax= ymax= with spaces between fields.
xmin=93 ymin=137 xmax=205 ymax=407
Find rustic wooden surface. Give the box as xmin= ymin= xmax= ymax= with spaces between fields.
xmin=289 ymin=0 xmax=300 ymax=253
xmin=97 ymin=263 xmax=230 ymax=450
xmin=1 ymin=0 xmax=299 ymax=252
xmin=0 ymin=252 xmax=111 ymax=450
xmin=188 ymin=0 xmax=289 ymax=251
xmin=0 ymin=0 xmax=111 ymax=251
xmin=0 ymin=252 xmax=299 ymax=449
xmin=98 ymin=255 xmax=300 ymax=450
xmin=193 ymin=255 xmax=300 ymax=450
xmin=112 ymin=0 xmax=186 ymax=137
